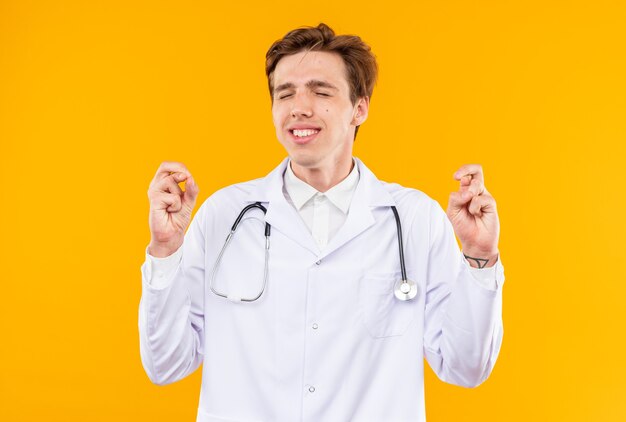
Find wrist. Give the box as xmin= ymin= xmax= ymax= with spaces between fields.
xmin=462 ymin=249 xmax=499 ymax=269
xmin=148 ymin=237 xmax=183 ymax=258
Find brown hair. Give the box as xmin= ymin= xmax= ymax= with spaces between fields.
xmin=265 ymin=23 xmax=378 ymax=138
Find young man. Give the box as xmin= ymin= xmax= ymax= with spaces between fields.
xmin=140 ymin=23 xmax=504 ymax=422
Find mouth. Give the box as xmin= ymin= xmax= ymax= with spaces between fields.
xmin=288 ymin=128 xmax=321 ymax=145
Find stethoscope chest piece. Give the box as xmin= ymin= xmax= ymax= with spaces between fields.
xmin=394 ymin=279 xmax=418 ymax=301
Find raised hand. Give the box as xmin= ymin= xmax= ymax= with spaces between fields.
xmin=147 ymin=162 xmax=199 ymax=257
xmin=446 ymin=164 xmax=499 ymax=268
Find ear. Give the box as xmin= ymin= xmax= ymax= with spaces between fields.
xmin=351 ymin=96 xmax=370 ymax=126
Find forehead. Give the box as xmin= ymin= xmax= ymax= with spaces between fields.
xmin=273 ymin=50 xmax=349 ymax=90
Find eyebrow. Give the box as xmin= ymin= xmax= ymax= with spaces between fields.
xmin=274 ymin=80 xmax=340 ymax=95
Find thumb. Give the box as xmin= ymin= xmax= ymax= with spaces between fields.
xmin=182 ymin=176 xmax=199 ymax=208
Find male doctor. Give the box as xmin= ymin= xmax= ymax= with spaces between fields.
xmin=140 ymin=23 xmax=504 ymax=422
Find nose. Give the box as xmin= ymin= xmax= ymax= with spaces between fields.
xmin=290 ymin=92 xmax=313 ymax=118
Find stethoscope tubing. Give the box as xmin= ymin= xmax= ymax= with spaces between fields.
xmin=209 ymin=202 xmax=417 ymax=302
xmin=210 ymin=202 xmax=270 ymax=302
xmin=390 ymin=206 xmax=408 ymax=283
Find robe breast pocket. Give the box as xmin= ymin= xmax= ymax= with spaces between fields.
xmin=358 ymin=272 xmax=418 ymax=339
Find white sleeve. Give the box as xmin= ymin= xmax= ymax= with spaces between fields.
xmin=422 ymin=200 xmax=505 ymax=388
xmin=468 ymin=265 xmax=498 ymax=291
xmin=144 ymin=245 xmax=183 ymax=289
xmin=138 ymin=201 xmax=210 ymax=385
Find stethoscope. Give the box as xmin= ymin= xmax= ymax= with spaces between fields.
xmin=209 ymin=202 xmax=418 ymax=303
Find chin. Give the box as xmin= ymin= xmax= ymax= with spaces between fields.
xmin=289 ymin=155 xmax=317 ymax=168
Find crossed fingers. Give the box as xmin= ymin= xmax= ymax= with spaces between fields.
xmin=449 ymin=164 xmax=496 ymax=217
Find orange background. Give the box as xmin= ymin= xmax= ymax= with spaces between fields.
xmin=1 ymin=1 xmax=625 ymax=421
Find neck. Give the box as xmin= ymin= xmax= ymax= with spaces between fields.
xmin=290 ymin=157 xmax=354 ymax=193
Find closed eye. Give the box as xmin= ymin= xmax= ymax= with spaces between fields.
xmin=277 ymin=92 xmax=330 ymax=99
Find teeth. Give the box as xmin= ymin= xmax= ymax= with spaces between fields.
xmin=292 ymin=129 xmax=319 ymax=137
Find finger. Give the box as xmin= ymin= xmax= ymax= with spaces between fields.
xmin=153 ymin=162 xmax=191 ymax=183
xmin=462 ymin=178 xmax=485 ymax=199
xmin=468 ymin=194 xmax=497 ymax=217
xmin=448 ymin=191 xmax=470 ymax=214
xmin=453 ymin=164 xmax=484 ymax=185
xmin=457 ymin=179 xmax=485 ymax=203
xmin=459 ymin=174 xmax=472 ymax=188
xmin=182 ymin=175 xmax=199 ymax=208
xmin=153 ymin=174 xmax=184 ymax=196
xmin=151 ymin=192 xmax=182 ymax=212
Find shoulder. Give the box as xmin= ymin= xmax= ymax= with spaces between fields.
xmin=196 ymin=158 xmax=287 ymax=211
xmin=377 ymin=180 xmax=450 ymax=244
xmin=193 ymin=176 xmax=266 ymax=223
xmin=209 ymin=177 xmax=264 ymax=204
xmin=380 ymin=180 xmax=442 ymax=218
xmin=381 ymin=182 xmax=451 ymax=251
xmin=356 ymin=158 xmax=440 ymax=217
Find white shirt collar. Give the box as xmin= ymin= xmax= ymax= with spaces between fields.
xmin=284 ymin=159 xmax=360 ymax=214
